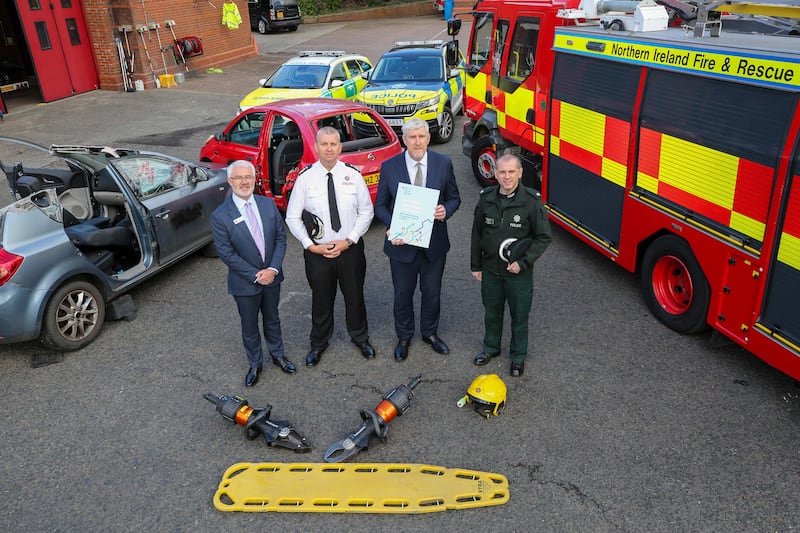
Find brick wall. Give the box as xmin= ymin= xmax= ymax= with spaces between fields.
xmin=83 ymin=0 xmax=257 ymax=91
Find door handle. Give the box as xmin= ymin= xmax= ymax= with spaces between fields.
xmin=155 ymin=210 xmax=171 ymax=219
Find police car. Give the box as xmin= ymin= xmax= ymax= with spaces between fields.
xmin=238 ymin=51 xmax=373 ymax=113
xmin=354 ymin=40 xmax=465 ymax=143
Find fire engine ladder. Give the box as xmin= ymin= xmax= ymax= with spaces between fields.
xmin=694 ymin=0 xmax=800 ymax=36
xmin=213 ymin=462 xmax=510 ymax=513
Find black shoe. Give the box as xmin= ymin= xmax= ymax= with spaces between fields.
xmin=510 ymin=361 xmax=525 ymax=377
xmin=272 ymin=356 xmax=297 ymax=374
xmin=305 ymin=345 xmax=327 ymax=367
xmin=352 ymin=339 xmax=376 ymax=359
xmin=245 ymin=367 xmax=262 ymax=387
xmin=474 ymin=352 xmax=500 ymax=366
xmin=422 ymin=334 xmax=450 ymax=354
xmin=394 ymin=338 xmax=410 ymax=362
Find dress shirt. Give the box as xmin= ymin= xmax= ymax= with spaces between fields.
xmin=231 ymin=194 xmax=265 ymax=243
xmin=230 ymin=193 xmax=279 ymax=274
xmin=404 ymin=151 xmax=428 ymax=188
xmin=286 ymin=160 xmax=374 ymax=249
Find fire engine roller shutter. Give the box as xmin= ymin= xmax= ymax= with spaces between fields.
xmin=548 ymin=54 xmax=639 ymax=249
xmin=761 ymin=148 xmax=800 ymax=348
xmin=636 ymin=71 xmax=794 ymax=252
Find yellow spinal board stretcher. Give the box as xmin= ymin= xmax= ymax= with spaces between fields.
xmin=214 ymin=462 xmax=510 ymax=513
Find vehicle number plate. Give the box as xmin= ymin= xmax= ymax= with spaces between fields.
xmin=386 ymin=119 xmax=403 ymax=126
xmin=277 ymin=12 xmax=284 ymax=18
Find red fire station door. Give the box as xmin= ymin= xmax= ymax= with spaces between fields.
xmin=14 ymin=0 xmax=98 ymax=102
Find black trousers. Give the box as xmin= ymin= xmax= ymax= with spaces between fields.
xmin=303 ymin=239 xmax=368 ymax=349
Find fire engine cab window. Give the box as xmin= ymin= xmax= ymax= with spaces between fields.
xmin=640 ymin=70 xmax=795 ymax=167
xmin=34 ymin=22 xmax=51 ymax=50
xmin=28 ymin=0 xmax=41 ymax=9
xmin=492 ymin=20 xmax=509 ymax=76
xmin=506 ymin=18 xmax=539 ymax=80
xmin=468 ymin=13 xmax=493 ymax=69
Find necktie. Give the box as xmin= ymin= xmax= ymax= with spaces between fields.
xmin=327 ymin=172 xmax=341 ymax=232
xmin=413 ymin=162 xmax=423 ymax=187
xmin=244 ymin=201 xmax=265 ymax=260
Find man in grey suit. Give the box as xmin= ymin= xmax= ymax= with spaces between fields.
xmin=210 ymin=160 xmax=296 ymax=387
xmin=375 ymin=118 xmax=461 ymax=362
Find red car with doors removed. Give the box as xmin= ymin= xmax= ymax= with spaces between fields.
xmin=200 ymin=98 xmax=401 ymax=210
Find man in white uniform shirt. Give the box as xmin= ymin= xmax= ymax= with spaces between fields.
xmin=286 ymin=126 xmax=376 ymax=367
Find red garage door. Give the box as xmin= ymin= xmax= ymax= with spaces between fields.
xmin=15 ymin=0 xmax=98 ymax=102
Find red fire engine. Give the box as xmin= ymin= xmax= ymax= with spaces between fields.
xmin=458 ymin=0 xmax=800 ymax=381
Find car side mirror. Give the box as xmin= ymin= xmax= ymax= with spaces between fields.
xmin=446 ymin=39 xmax=460 ymax=67
xmin=330 ymin=79 xmax=344 ymax=88
xmin=449 ymin=68 xmax=460 ymax=79
xmin=447 ymin=17 xmax=462 ymax=36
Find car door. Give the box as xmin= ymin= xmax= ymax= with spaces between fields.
xmin=112 ymin=156 xmax=222 ymax=265
xmin=216 ymin=110 xmax=266 ymax=164
xmin=346 ymin=59 xmax=371 ymax=96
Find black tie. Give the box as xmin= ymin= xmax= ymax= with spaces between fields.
xmin=327 ymin=172 xmax=341 ymax=232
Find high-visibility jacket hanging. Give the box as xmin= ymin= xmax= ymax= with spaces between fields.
xmin=222 ymin=1 xmax=242 ymax=29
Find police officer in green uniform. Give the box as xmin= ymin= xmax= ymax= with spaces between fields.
xmin=470 ymin=153 xmax=552 ymax=377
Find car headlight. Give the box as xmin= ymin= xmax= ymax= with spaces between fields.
xmin=416 ymin=95 xmax=440 ymax=111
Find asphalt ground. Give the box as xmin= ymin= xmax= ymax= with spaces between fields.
xmin=1 ymin=15 xmax=800 ymax=532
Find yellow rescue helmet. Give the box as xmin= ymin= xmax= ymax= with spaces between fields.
xmin=463 ymin=373 xmax=507 ymax=417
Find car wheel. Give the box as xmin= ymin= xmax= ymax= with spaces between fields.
xmin=41 ymin=280 xmax=106 ymax=351
xmin=434 ymin=107 xmax=454 ymax=144
xmin=258 ymin=20 xmax=268 ymax=34
xmin=641 ymin=235 xmax=710 ymax=334
xmin=471 ymin=135 xmax=497 ymax=187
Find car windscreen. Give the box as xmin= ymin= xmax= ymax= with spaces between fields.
xmin=370 ymin=54 xmax=444 ymax=83
xmin=111 ymin=156 xmax=192 ymax=199
xmin=266 ymin=64 xmax=328 ymax=89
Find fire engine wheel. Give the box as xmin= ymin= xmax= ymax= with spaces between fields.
xmin=434 ymin=107 xmax=454 ymax=144
xmin=471 ymin=136 xmax=498 ymax=187
xmin=41 ymin=280 xmax=106 ymax=351
xmin=641 ymin=235 xmax=710 ymax=334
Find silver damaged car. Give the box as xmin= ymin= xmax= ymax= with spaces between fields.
xmin=0 ymin=141 xmax=229 ymax=351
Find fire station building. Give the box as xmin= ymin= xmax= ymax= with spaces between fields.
xmin=0 ymin=0 xmax=256 ymax=113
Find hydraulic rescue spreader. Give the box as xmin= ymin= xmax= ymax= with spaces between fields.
xmin=323 ymin=375 xmax=422 ymax=463
xmin=204 ymin=392 xmax=312 ymax=453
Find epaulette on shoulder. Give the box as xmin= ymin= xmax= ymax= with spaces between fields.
xmin=480 ymin=185 xmax=498 ymax=196
xmin=523 ymin=186 xmax=542 ymax=199
xmin=298 ymin=164 xmax=312 ymax=175
xmin=344 ymin=162 xmax=360 ymax=172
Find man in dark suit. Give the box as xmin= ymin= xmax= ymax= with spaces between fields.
xmin=210 ymin=160 xmax=296 ymax=387
xmin=375 ymin=118 xmax=461 ymax=362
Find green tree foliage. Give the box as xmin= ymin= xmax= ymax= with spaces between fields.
xmin=299 ymin=0 xmax=418 ymax=17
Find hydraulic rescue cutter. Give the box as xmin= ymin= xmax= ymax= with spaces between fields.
xmin=204 ymin=392 xmax=311 ymax=453
xmin=323 ymin=375 xmax=421 ymax=463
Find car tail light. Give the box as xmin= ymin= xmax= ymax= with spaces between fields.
xmin=0 ymin=248 xmax=23 ymax=287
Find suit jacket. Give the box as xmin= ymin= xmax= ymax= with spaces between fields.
xmin=210 ymin=194 xmax=286 ymax=296
xmin=375 ymin=150 xmax=461 ymax=263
